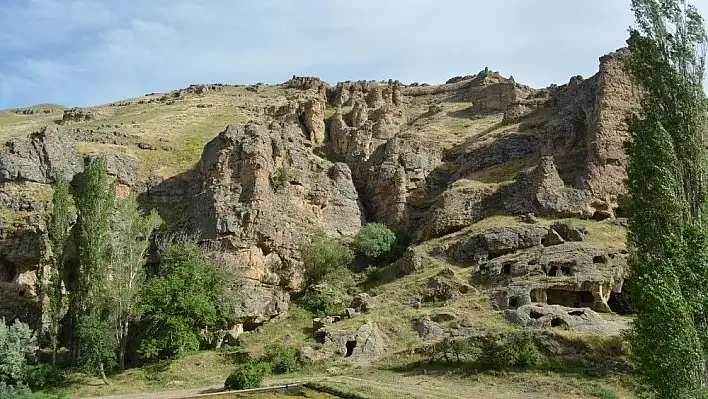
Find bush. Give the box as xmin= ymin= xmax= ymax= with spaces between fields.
xmin=224 ymin=361 xmax=271 ymax=390
xmin=0 ymin=383 xmax=33 ymax=399
xmin=479 ymin=331 xmax=541 ymax=370
xmin=139 ymin=241 xmax=234 ymax=360
xmin=262 ymin=345 xmax=301 ymax=374
xmin=301 ymin=234 xmax=354 ymax=287
xmin=23 ymin=364 xmax=65 ymax=390
xmin=301 ymin=292 xmax=344 ymax=318
xmin=353 ymin=223 xmax=396 ymax=260
xmin=0 ymin=319 xmax=36 ymax=386
xmin=272 ymin=167 xmax=295 ymax=191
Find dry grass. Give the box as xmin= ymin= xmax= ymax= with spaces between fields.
xmin=0 ymin=85 xmax=291 ymax=180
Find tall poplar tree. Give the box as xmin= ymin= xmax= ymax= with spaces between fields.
xmin=624 ymin=0 xmax=708 ymax=396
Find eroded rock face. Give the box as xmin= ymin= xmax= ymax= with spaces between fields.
xmin=0 ymin=127 xmax=81 ymax=184
xmin=148 ymin=119 xmax=364 ymax=322
xmin=582 ymin=49 xmax=640 ymax=199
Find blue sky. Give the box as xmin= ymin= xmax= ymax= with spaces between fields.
xmin=1 ymin=0 xmax=705 ymax=109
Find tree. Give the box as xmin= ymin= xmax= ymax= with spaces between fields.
xmin=0 ymin=319 xmax=36 ymax=387
xmin=71 ymin=157 xmax=116 ymax=375
xmin=107 ymin=193 xmax=162 ymax=371
xmin=138 ymin=241 xmax=232 ymax=360
xmin=624 ymin=0 xmax=708 ymax=396
xmin=353 ymin=223 xmax=396 ymax=260
xmin=45 ymin=175 xmax=71 ymax=365
xmin=300 ymin=234 xmax=354 ymax=287
xmin=76 ymin=314 xmax=115 ymax=385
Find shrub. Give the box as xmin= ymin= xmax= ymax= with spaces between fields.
xmin=272 ymin=167 xmax=295 ymax=191
xmin=301 ymin=292 xmax=344 ymax=318
xmin=301 ymin=234 xmax=354 ymax=287
xmin=262 ymin=345 xmax=301 ymax=374
xmin=0 ymin=383 xmax=33 ymax=399
xmin=224 ymin=361 xmax=271 ymax=390
xmin=24 ymin=364 xmax=66 ymax=390
xmin=0 ymin=319 xmax=36 ymax=386
xmin=479 ymin=331 xmax=541 ymax=370
xmin=353 ymin=223 xmax=396 ymax=260
xmin=139 ymin=241 xmax=234 ymax=360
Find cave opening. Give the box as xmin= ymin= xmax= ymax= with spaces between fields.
xmin=345 ymin=340 xmax=357 ymax=357
xmin=546 ymin=289 xmax=595 ymax=308
xmin=0 ymin=260 xmax=16 ymax=283
xmin=551 ymin=318 xmax=567 ymax=328
xmin=549 ymin=266 xmax=558 ymax=276
xmin=502 ymin=264 xmax=511 ymax=275
xmin=529 ymin=310 xmax=544 ymax=320
xmin=508 ymin=296 xmax=519 ymax=309
xmin=608 ymin=289 xmax=634 ymax=315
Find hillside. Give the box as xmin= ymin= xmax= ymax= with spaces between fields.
xmin=0 ymin=48 xmax=639 ymax=398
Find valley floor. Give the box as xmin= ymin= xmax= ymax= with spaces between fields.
xmin=51 ymin=350 xmax=636 ymax=399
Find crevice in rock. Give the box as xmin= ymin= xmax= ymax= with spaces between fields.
xmin=568 ymin=310 xmax=584 ymax=316
xmin=551 ymin=318 xmax=567 ymax=328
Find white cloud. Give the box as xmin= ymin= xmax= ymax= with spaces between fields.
xmin=1 ymin=0 xmax=707 ymax=108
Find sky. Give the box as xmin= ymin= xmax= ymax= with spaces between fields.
xmin=1 ymin=0 xmax=706 ymax=109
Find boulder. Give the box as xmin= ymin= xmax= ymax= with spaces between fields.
xmin=414 ymin=316 xmax=444 ymax=341
xmin=551 ymin=221 xmax=587 ymax=242
xmin=319 ymin=321 xmax=387 ymax=360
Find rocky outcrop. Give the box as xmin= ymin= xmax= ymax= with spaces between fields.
xmin=506 ymin=303 xmax=629 ymax=335
xmin=582 ymin=49 xmax=640 ymax=200
xmin=147 ymin=118 xmax=364 ymax=322
xmin=0 ymin=127 xmax=81 ymax=184
xmin=62 ymin=107 xmax=96 ymax=123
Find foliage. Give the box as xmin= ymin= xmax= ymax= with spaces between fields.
xmin=74 ymin=157 xmax=116 ymax=315
xmin=261 ymin=345 xmax=302 ymax=374
xmin=300 ymin=292 xmax=345 ymax=318
xmin=76 ymin=314 xmax=116 ymax=378
xmin=45 ymin=175 xmax=71 ymax=364
xmin=224 ymin=361 xmax=270 ymax=390
xmin=23 ymin=364 xmax=66 ymax=390
xmin=300 ymin=234 xmax=354 ymax=287
xmin=478 ymin=331 xmax=541 ymax=370
xmin=0 ymin=319 xmax=36 ymax=386
xmin=271 ymin=166 xmax=295 ymax=191
xmin=427 ymin=331 xmax=541 ymax=370
xmin=589 ymin=386 xmax=618 ymax=399
xmin=624 ymin=0 xmax=708 ymax=397
xmin=353 ymin=223 xmax=396 ymax=260
xmin=0 ymin=383 xmax=33 ymax=399
xmin=139 ymin=241 xmax=233 ymax=360
xmin=107 ymin=192 xmax=162 ymax=370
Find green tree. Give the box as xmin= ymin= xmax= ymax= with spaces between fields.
xmin=139 ymin=241 xmax=232 ymax=360
xmin=45 ymin=175 xmax=71 ymax=365
xmin=76 ymin=314 xmax=115 ymax=385
xmin=624 ymin=0 xmax=708 ymax=396
xmin=107 ymin=193 xmax=162 ymax=371
xmin=0 ymin=319 xmax=36 ymax=387
xmin=71 ymin=157 xmax=116 ymax=375
xmin=300 ymin=234 xmax=354 ymax=287
xmin=353 ymin=222 xmax=396 ymax=260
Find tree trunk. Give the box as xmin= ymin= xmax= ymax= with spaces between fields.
xmin=51 ymin=338 xmax=57 ymax=365
xmin=118 ymin=319 xmax=129 ymax=371
xmin=99 ymin=362 xmax=110 ymax=385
